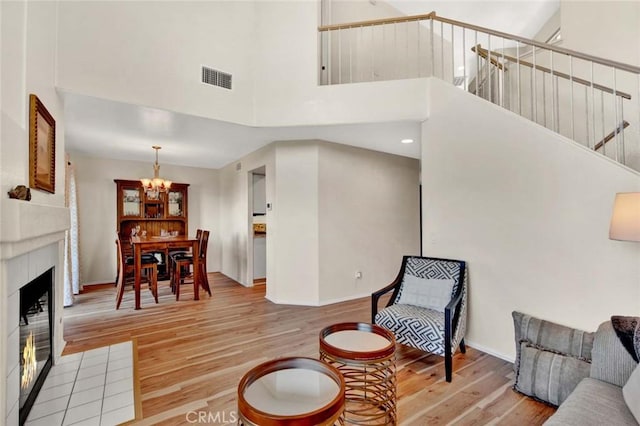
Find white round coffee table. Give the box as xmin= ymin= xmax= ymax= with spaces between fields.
xmin=237 ymin=357 xmax=346 ymax=425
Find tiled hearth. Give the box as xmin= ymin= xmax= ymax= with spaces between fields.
xmin=25 ymin=342 xmax=135 ymax=426
xmin=1 ymin=199 xmax=70 ymax=426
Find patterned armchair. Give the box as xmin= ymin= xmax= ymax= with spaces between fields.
xmin=372 ymin=256 xmax=468 ymax=382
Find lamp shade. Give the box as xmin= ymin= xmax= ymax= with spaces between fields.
xmin=609 ymin=192 xmax=640 ymax=242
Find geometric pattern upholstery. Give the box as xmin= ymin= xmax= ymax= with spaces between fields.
xmin=399 ymin=257 xmax=463 ymax=299
xmin=374 ymin=256 xmax=467 ymax=359
xmin=375 ymin=304 xmax=447 ymax=355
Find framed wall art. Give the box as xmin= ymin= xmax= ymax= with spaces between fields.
xmin=29 ymin=94 xmax=56 ymax=193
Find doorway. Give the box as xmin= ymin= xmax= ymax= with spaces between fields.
xmin=249 ymin=167 xmax=267 ymax=286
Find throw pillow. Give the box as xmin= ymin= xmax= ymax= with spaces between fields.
xmin=623 ymin=363 xmax=640 ymax=423
xmin=611 ymin=315 xmax=640 ymax=362
xmin=512 ymin=311 xmax=594 ymax=374
xmin=397 ymin=275 xmax=454 ymax=312
xmin=514 ymin=342 xmax=591 ymax=407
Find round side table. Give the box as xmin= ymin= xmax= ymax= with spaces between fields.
xmin=237 ymin=357 xmax=346 ymax=426
xmin=319 ymin=322 xmax=397 ymax=425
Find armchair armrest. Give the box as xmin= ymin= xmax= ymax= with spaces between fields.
xmin=371 ymin=275 xmax=403 ymax=321
xmin=444 ymin=285 xmax=464 ymax=345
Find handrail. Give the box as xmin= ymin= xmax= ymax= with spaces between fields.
xmin=594 ymin=121 xmax=630 ymax=151
xmin=318 ymin=12 xmax=435 ymax=32
xmin=472 ymin=45 xmax=632 ymax=99
xmin=473 ymin=45 xmax=506 ymax=71
xmin=318 ymin=12 xmax=640 ymax=74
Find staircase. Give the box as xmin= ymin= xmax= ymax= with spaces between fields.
xmin=318 ymin=11 xmax=640 ymax=172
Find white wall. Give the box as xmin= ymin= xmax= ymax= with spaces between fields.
xmin=56 ymin=1 xmax=256 ymax=125
xmin=561 ymin=1 xmax=640 ymax=67
xmin=423 ymin=78 xmax=640 ymax=361
xmin=270 ymin=141 xmax=321 ymax=304
xmin=219 ymin=139 xmax=420 ymax=306
xmin=55 ymin=0 xmax=430 ymax=129
xmin=218 ymin=145 xmax=275 ymax=288
xmin=70 ymin=155 xmax=220 ymax=284
xmin=318 ymin=142 xmax=421 ymax=303
xmin=1 ymin=0 xmax=66 ymax=206
xmin=1 ymin=0 xmax=68 ymax=422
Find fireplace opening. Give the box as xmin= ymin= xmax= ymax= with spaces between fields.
xmin=19 ymin=267 xmax=53 ymax=426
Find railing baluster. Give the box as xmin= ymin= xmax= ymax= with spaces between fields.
xmin=600 ymin=91 xmax=606 ymax=157
xmin=550 ymin=51 xmax=555 ymax=132
xmin=532 ymin=46 xmax=537 ymax=123
xmin=501 ymin=37 xmax=505 ymax=108
xmin=417 ymin=20 xmax=421 ymax=77
xmin=517 ymin=42 xmax=521 ymax=115
xmin=371 ymin=26 xmax=375 ymax=81
xmin=613 ymin=68 xmax=620 ymax=163
xmin=430 ymin=18 xmax=435 ymax=76
xmin=487 ymin=35 xmax=492 ymax=103
xmin=543 ymin=71 xmax=547 ymax=127
xmin=440 ymin=21 xmax=444 ymax=79
xmin=393 ymin=23 xmax=397 ymax=79
xmin=590 ymin=62 xmax=596 ymax=150
xmin=338 ymin=28 xmax=342 ymax=84
xmin=475 ymin=31 xmax=479 ymax=97
xmin=619 ymin=99 xmax=625 ymax=163
xmin=584 ymin=86 xmax=589 ymax=147
xmin=328 ymin=30 xmax=332 ymax=84
xmin=570 ymin=56 xmax=574 ymax=140
xmin=406 ymin=22 xmax=409 ymax=79
xmin=462 ymin=28 xmax=467 ymax=91
xmin=349 ymin=28 xmax=353 ymax=83
xmin=451 ymin=24 xmax=455 ymax=84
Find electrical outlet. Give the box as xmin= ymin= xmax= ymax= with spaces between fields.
xmin=355 ymin=271 xmax=362 ymax=279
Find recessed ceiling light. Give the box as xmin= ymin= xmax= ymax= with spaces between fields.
xmin=401 ymin=138 xmax=414 ymax=144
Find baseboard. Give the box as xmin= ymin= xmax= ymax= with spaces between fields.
xmin=466 ymin=339 xmax=514 ymax=363
xmin=264 ymin=292 xmax=370 ymax=307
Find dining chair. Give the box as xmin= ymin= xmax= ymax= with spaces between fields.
xmin=170 ymin=230 xmax=212 ymax=300
xmin=168 ymin=229 xmax=202 ymax=285
xmin=115 ymin=237 xmax=159 ymax=309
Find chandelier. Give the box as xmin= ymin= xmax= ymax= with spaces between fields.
xmin=140 ymin=146 xmax=172 ymax=196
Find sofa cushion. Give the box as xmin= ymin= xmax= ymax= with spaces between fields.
xmin=591 ymin=321 xmax=637 ymax=387
xmin=515 ymin=342 xmax=591 ymax=406
xmin=512 ymin=312 xmax=594 ymax=374
xmin=623 ymin=364 xmax=640 ymax=423
xmin=543 ymin=378 xmax=638 ymax=426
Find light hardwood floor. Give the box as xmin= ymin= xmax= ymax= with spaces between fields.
xmin=62 ymin=273 xmax=555 ymax=425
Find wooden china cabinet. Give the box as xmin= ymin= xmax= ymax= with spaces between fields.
xmin=114 ymin=179 xmax=189 ymax=238
xmin=115 ymin=179 xmax=189 ymax=279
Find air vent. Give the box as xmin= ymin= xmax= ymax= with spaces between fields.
xmin=202 ymin=66 xmax=232 ymax=90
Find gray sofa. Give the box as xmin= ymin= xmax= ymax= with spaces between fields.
xmin=512 ymin=312 xmax=638 ymax=426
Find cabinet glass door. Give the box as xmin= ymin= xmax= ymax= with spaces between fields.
xmin=122 ymin=188 xmax=141 ymax=217
xmin=167 ymin=190 xmax=184 ymax=217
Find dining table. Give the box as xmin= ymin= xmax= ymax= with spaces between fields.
xmin=129 ymin=235 xmax=200 ymax=310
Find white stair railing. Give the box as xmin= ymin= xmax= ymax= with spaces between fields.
xmin=318 ymin=12 xmax=640 ymax=171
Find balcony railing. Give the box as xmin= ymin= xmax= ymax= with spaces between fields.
xmin=318 ymin=12 xmax=640 ymax=171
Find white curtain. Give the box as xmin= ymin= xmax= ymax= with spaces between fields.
xmin=64 ymin=158 xmax=81 ymax=307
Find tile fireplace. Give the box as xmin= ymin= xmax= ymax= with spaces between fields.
xmin=1 ymin=200 xmax=69 ymax=426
